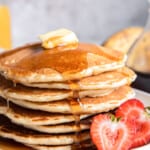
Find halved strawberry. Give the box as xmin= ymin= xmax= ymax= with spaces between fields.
xmin=90 ymin=114 xmax=132 ymax=150
xmin=116 ymin=99 xmax=144 ymax=122
xmin=116 ymin=99 xmax=150 ymax=148
xmin=132 ymin=120 xmax=150 ymax=148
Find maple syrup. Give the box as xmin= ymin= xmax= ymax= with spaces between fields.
xmin=71 ymin=139 xmax=96 ymax=150
xmin=69 ymin=100 xmax=82 ymax=148
xmin=10 ymin=43 xmax=124 ymax=80
xmin=13 ymin=81 xmax=17 ymax=87
xmin=6 ymin=99 xmax=10 ymax=111
xmin=67 ymin=81 xmax=85 ymax=149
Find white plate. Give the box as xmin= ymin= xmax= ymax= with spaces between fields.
xmin=133 ymin=89 xmax=150 ymax=150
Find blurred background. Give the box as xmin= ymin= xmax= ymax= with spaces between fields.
xmin=0 ymin=0 xmax=149 ymax=48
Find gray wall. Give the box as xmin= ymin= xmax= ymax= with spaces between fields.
xmin=4 ymin=0 xmax=148 ymax=47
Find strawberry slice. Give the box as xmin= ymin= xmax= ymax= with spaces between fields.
xmin=116 ymin=99 xmax=150 ymax=148
xmin=90 ymin=114 xmax=132 ymax=150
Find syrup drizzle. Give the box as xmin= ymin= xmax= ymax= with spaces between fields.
xmin=68 ymin=81 xmax=85 ymax=149
xmin=2 ymin=88 xmax=10 ymax=111
xmin=13 ymin=82 xmax=16 ymax=87
xmin=6 ymin=99 xmax=10 ymax=112
xmin=5 ymin=80 xmax=17 ymax=111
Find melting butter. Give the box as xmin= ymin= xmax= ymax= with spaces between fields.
xmin=39 ymin=28 xmax=79 ymax=50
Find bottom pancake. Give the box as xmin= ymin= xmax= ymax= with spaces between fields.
xmin=26 ymin=140 xmax=96 ymax=150
xmin=0 ymin=115 xmax=90 ymax=146
xmin=0 ymin=137 xmax=95 ymax=150
xmin=0 ymin=137 xmax=33 ymax=150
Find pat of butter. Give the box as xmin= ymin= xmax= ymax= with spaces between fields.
xmin=39 ymin=28 xmax=79 ymax=49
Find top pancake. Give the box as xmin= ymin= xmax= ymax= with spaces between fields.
xmin=0 ymin=42 xmax=126 ymax=84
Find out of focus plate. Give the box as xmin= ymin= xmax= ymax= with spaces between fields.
xmin=132 ymin=89 xmax=150 ymax=150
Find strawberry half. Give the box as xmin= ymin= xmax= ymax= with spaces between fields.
xmin=116 ymin=99 xmax=144 ymax=122
xmin=116 ymin=99 xmax=150 ymax=148
xmin=90 ymin=114 xmax=132 ymax=150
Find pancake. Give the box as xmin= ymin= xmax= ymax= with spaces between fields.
xmin=26 ymin=140 xmax=95 ymax=150
xmin=0 ymin=115 xmax=90 ymax=145
xmin=0 ymin=138 xmax=95 ymax=150
xmin=0 ymin=30 xmax=136 ymax=150
xmin=0 ymin=66 xmax=136 ymax=102
xmin=0 ymin=75 xmax=71 ymax=102
xmin=23 ymin=119 xmax=90 ymax=134
xmin=0 ymin=98 xmax=91 ymax=133
xmin=103 ymin=27 xmax=143 ymax=53
xmin=0 ymin=137 xmax=33 ymax=150
xmin=1 ymin=86 xmax=135 ymax=114
xmin=0 ymin=75 xmax=115 ymax=102
xmin=0 ymin=97 xmax=91 ymax=126
xmin=26 ymin=145 xmax=95 ymax=150
xmin=0 ymin=42 xmax=126 ymax=84
xmin=24 ymin=67 xmax=136 ymax=90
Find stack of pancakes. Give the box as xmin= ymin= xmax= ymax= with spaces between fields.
xmin=0 ymin=42 xmax=136 ymax=150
